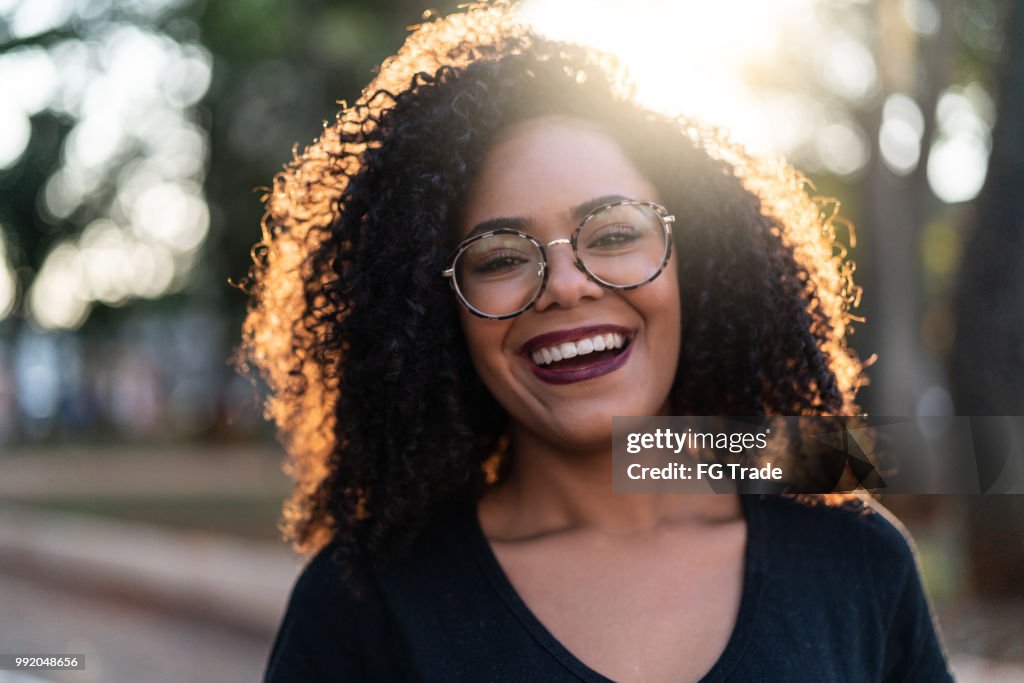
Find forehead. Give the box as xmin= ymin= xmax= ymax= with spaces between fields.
xmin=459 ymin=116 xmax=659 ymax=236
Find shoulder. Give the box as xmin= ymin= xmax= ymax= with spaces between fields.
xmin=760 ymin=494 xmax=915 ymax=555
xmin=264 ymin=539 xmax=389 ymax=682
xmin=754 ymin=494 xmax=920 ymax=591
xmin=286 ymin=539 xmax=364 ymax=612
xmin=265 ymin=501 xmax=476 ymax=681
xmin=748 ymin=497 xmax=954 ymax=680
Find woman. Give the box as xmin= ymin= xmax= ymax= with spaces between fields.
xmin=239 ymin=3 xmax=954 ymax=681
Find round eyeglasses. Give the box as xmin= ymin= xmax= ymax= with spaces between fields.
xmin=442 ymin=199 xmax=675 ymax=319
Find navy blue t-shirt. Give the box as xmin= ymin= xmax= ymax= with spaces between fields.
xmin=264 ymin=495 xmax=955 ymax=682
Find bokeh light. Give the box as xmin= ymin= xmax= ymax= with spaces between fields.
xmin=817 ymin=120 xmax=871 ymax=179
xmin=27 ymin=242 xmax=92 ymax=330
xmin=0 ymin=107 xmax=31 ymax=169
xmin=902 ymin=0 xmax=942 ymax=37
xmin=0 ymin=227 xmax=17 ymax=321
xmin=8 ymin=0 xmax=73 ymax=39
xmin=3 ymin=0 xmax=214 ymax=329
xmin=817 ymin=36 xmax=878 ymax=103
xmin=880 ymin=93 xmax=925 ymax=176
xmin=0 ymin=46 xmax=58 ymax=168
xmin=0 ymin=46 xmax=59 ymax=112
xmin=927 ymin=84 xmax=993 ymax=203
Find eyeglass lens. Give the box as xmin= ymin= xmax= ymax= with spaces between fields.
xmin=454 ymin=203 xmax=668 ymax=317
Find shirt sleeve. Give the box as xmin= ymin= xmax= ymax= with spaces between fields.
xmin=263 ymin=543 xmax=368 ymax=683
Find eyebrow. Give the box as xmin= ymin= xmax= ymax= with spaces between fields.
xmin=463 ymin=194 xmax=633 ymax=240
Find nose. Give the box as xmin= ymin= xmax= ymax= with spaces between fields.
xmin=533 ymin=240 xmax=605 ymax=312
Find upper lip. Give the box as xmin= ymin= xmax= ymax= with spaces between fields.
xmin=521 ymin=324 xmax=634 ymax=356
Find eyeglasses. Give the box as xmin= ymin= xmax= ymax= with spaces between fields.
xmin=442 ymin=199 xmax=674 ymax=319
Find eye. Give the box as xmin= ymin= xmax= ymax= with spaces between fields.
xmin=472 ymin=249 xmax=531 ymax=274
xmin=460 ymin=234 xmax=541 ymax=278
xmin=586 ymin=223 xmax=642 ymax=250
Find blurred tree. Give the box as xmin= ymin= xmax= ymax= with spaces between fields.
xmin=0 ymin=0 xmax=463 ymax=334
xmin=951 ymin=0 xmax=1024 ymax=597
xmin=0 ymin=0 xmax=460 ymax=441
xmin=203 ymin=0 xmax=461 ymax=327
xmin=856 ymin=0 xmax=957 ymax=416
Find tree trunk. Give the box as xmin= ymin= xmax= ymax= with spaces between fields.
xmin=950 ymin=0 xmax=1024 ymax=598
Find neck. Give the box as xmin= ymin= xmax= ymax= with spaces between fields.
xmin=480 ymin=423 xmax=740 ymax=540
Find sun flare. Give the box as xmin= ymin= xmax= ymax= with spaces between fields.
xmin=520 ymin=0 xmax=815 ymax=155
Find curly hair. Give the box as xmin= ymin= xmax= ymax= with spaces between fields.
xmin=235 ymin=2 xmax=867 ymax=578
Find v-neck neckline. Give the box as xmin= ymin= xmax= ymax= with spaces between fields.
xmin=463 ymin=494 xmax=766 ymax=682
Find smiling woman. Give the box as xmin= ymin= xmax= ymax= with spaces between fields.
xmin=237 ymin=2 xmax=954 ymax=681
xmin=453 ymin=117 xmax=681 ymax=448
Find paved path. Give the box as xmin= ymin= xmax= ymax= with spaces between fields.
xmin=0 ymin=500 xmax=300 ymax=683
xmin=0 ymin=571 xmax=271 ymax=683
xmin=0 ymin=503 xmax=301 ymax=631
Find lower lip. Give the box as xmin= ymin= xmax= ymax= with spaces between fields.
xmin=528 ymin=342 xmax=634 ymax=385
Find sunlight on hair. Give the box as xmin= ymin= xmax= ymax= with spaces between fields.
xmin=520 ymin=0 xmax=815 ymax=155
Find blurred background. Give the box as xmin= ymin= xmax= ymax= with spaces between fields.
xmin=0 ymin=0 xmax=1021 ymax=680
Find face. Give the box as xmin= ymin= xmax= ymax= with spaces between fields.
xmin=456 ymin=116 xmax=681 ymax=451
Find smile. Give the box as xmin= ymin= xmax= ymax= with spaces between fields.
xmin=529 ymin=332 xmax=626 ymax=366
xmin=522 ymin=325 xmax=634 ymax=385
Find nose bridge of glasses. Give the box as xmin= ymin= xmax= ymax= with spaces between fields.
xmin=540 ymin=236 xmax=587 ymax=278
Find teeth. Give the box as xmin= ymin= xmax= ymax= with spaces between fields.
xmin=529 ymin=332 xmax=628 ymax=366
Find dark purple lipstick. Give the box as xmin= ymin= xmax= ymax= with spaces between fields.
xmin=522 ymin=325 xmax=634 ymax=385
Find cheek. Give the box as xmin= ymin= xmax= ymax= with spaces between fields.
xmin=459 ymin=312 xmax=513 ymax=385
xmin=645 ymin=262 xmax=683 ymax=361
xmin=652 ymin=255 xmax=682 ymax=323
